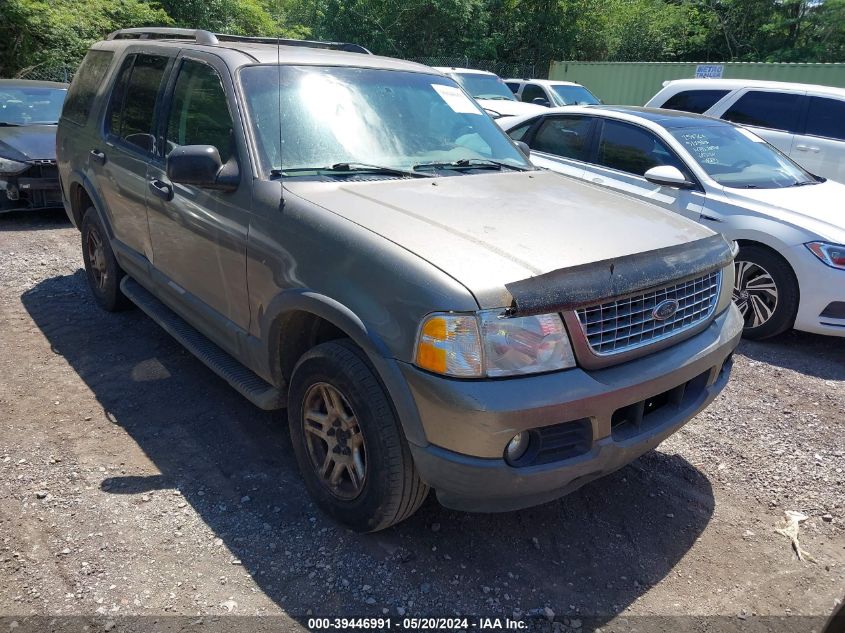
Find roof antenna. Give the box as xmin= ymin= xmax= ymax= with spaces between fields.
xmin=276 ymin=25 xmax=285 ymax=207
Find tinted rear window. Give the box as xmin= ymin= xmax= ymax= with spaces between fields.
xmin=532 ymin=116 xmax=592 ymax=160
xmin=805 ymin=96 xmax=845 ymax=141
xmin=62 ymin=50 xmax=114 ymax=125
xmin=107 ymin=54 xmax=169 ymax=154
xmin=722 ymin=91 xmax=802 ymax=133
xmin=660 ymin=89 xmax=729 ymax=114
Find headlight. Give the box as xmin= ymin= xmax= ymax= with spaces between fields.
xmin=415 ymin=311 xmax=576 ymax=378
xmin=806 ymin=242 xmax=845 ymax=270
xmin=0 ymin=156 xmax=28 ymax=175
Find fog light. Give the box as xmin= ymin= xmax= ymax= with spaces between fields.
xmin=505 ymin=432 xmax=530 ymax=464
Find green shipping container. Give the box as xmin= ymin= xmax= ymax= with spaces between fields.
xmin=548 ymin=61 xmax=845 ymax=106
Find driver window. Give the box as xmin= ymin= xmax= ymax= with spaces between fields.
xmin=166 ymin=59 xmax=235 ymax=162
xmin=521 ymin=84 xmax=547 ymax=104
xmin=597 ymin=120 xmax=688 ymax=177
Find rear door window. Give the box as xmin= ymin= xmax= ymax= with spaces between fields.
xmin=660 ymin=89 xmax=729 ymax=114
xmin=62 ymin=50 xmax=114 ymax=125
xmin=532 ymin=116 xmax=593 ymax=161
xmin=596 ymin=119 xmax=688 ymax=176
xmin=107 ymin=53 xmax=169 ymax=154
xmin=722 ymin=91 xmax=803 ymax=133
xmin=805 ymin=96 xmax=845 ymax=141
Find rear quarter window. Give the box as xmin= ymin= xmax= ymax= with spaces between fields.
xmin=62 ymin=50 xmax=114 ymax=125
xmin=660 ymin=89 xmax=729 ymax=114
xmin=722 ymin=91 xmax=803 ymax=133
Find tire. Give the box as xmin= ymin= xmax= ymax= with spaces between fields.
xmin=80 ymin=207 xmax=129 ymax=312
xmin=288 ymin=340 xmax=429 ymax=532
xmin=733 ymin=244 xmax=798 ymax=340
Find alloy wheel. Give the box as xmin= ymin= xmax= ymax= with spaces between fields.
xmin=86 ymin=227 xmax=108 ymax=290
xmin=301 ymin=382 xmax=367 ymax=500
xmin=733 ymin=260 xmax=778 ymax=329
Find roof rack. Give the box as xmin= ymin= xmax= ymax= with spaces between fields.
xmin=106 ymin=28 xmax=371 ymax=54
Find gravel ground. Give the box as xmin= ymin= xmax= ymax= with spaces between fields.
xmin=1 ymin=210 xmax=843 ymax=632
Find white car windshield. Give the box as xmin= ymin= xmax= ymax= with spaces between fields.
xmin=240 ymin=66 xmax=530 ymax=177
xmin=670 ymin=125 xmax=817 ymax=189
xmin=551 ymin=85 xmax=599 ymax=106
xmin=452 ymin=73 xmax=516 ymax=101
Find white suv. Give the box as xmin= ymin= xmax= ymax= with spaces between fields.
xmin=505 ymin=79 xmax=601 ymax=107
xmin=646 ymin=79 xmax=845 ymax=183
xmin=433 ymin=67 xmax=546 ymax=118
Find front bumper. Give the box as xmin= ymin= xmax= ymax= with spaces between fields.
xmin=401 ymin=305 xmax=743 ymax=512
xmin=1 ymin=169 xmax=63 ymax=213
xmin=791 ymin=244 xmax=845 ymax=337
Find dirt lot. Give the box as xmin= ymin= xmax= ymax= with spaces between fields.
xmin=1 ymin=210 xmax=843 ymax=632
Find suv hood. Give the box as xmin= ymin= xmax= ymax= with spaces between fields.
xmin=723 ymin=180 xmax=845 ymax=244
xmin=0 ymin=125 xmax=58 ymax=161
xmin=475 ymin=99 xmax=546 ymax=118
xmin=285 ymin=170 xmax=715 ymax=308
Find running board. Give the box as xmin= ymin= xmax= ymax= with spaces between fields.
xmin=120 ymin=277 xmax=285 ymax=410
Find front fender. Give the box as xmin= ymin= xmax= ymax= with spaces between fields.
xmin=255 ymin=289 xmax=428 ymax=447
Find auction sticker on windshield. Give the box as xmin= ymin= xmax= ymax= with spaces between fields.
xmin=432 ymin=84 xmax=482 ymax=114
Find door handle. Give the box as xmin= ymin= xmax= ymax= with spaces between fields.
xmin=592 ymin=177 xmax=604 ymax=184
xmin=795 ymin=144 xmax=820 ymax=153
xmin=89 ymin=149 xmax=106 ymax=165
xmin=148 ymin=179 xmax=173 ymax=201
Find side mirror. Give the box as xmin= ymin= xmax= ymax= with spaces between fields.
xmin=167 ymin=145 xmax=239 ymax=191
xmin=515 ymin=140 xmax=531 ymax=158
xmin=531 ymin=97 xmax=551 ymax=107
xmin=644 ymin=165 xmax=695 ymax=189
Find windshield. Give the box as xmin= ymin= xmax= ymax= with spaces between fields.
xmin=551 ymin=85 xmax=600 ymax=106
xmin=0 ymin=87 xmax=66 ymax=125
xmin=670 ymin=125 xmax=816 ymax=189
xmin=452 ymin=73 xmax=516 ymax=101
xmin=240 ymin=66 xmax=530 ymax=177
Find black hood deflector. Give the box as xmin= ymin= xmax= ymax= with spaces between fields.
xmin=504 ymin=234 xmax=734 ymax=317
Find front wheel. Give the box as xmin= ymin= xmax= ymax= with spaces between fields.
xmin=288 ymin=340 xmax=429 ymax=532
xmin=732 ymin=245 xmax=798 ymax=340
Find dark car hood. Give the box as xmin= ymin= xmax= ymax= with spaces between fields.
xmin=0 ymin=125 xmax=57 ymax=161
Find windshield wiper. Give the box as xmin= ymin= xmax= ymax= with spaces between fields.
xmin=791 ymin=180 xmax=819 ymax=187
xmin=274 ymin=162 xmax=431 ymax=179
xmin=0 ymin=122 xmax=22 ymax=127
xmin=414 ymin=158 xmax=529 ymax=172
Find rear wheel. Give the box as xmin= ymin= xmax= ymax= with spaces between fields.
xmin=733 ymin=245 xmax=798 ymax=340
xmin=288 ymin=340 xmax=429 ymax=532
xmin=81 ymin=208 xmax=129 ymax=312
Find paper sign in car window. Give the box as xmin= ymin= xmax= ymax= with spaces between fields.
xmin=432 ymin=84 xmax=482 ymax=115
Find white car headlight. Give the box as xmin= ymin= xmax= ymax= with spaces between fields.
xmin=806 ymin=242 xmax=845 ymax=270
xmin=0 ymin=156 xmax=28 ymax=176
xmin=415 ymin=311 xmax=576 ymax=378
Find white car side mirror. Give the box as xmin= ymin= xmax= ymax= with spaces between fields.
xmin=644 ymin=165 xmax=695 ymax=189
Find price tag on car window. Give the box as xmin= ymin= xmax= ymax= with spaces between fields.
xmin=432 ymin=84 xmax=483 ymax=115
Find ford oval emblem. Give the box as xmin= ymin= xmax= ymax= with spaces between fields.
xmin=653 ymin=299 xmax=680 ymax=321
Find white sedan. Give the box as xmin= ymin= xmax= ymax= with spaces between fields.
xmin=500 ymin=106 xmax=845 ymax=339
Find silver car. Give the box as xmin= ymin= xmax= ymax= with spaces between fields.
xmin=500 ymin=106 xmax=845 ymax=340
xmin=57 ymin=29 xmax=741 ymax=531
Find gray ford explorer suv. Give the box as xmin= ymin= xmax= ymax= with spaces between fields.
xmin=57 ymin=28 xmax=743 ymax=532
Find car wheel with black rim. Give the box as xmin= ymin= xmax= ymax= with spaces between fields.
xmin=733 ymin=245 xmax=798 ymax=340
xmin=81 ymin=208 xmax=129 ymax=312
xmin=288 ymin=339 xmax=429 ymax=532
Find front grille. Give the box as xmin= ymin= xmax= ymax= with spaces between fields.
xmin=24 ymin=162 xmax=58 ymax=179
xmin=575 ymin=271 xmax=722 ymax=356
